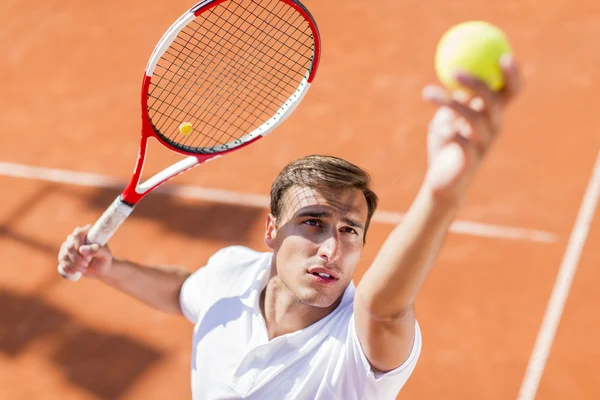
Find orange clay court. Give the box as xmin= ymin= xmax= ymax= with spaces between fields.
xmin=1 ymin=0 xmax=600 ymax=399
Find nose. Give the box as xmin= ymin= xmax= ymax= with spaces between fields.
xmin=318 ymin=234 xmax=340 ymax=263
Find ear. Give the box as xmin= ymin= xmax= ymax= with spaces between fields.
xmin=264 ymin=214 xmax=277 ymax=250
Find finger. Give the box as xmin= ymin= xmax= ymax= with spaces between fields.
xmin=58 ymin=241 xmax=74 ymax=265
xmin=58 ymin=262 xmax=86 ymax=278
xmin=58 ymin=263 xmax=75 ymax=277
xmin=66 ymin=235 xmax=82 ymax=254
xmin=450 ymin=76 xmax=504 ymax=138
xmin=423 ymin=85 xmax=480 ymax=127
xmin=499 ymin=54 xmax=522 ymax=106
xmin=451 ymin=80 xmax=502 ymax=139
xmin=422 ymin=84 xmax=449 ymax=103
xmin=64 ymin=234 xmax=81 ymax=256
xmin=58 ymin=240 xmax=68 ymax=263
xmin=67 ymin=246 xmax=86 ymax=263
xmin=62 ymin=250 xmax=89 ymax=272
xmin=426 ymin=98 xmax=492 ymax=154
xmin=73 ymin=224 xmax=92 ymax=245
xmin=454 ymin=72 xmax=496 ymax=112
xmin=65 ymin=246 xmax=77 ymax=262
xmin=423 ymin=84 xmax=499 ymax=154
xmin=79 ymin=244 xmax=101 ymax=258
xmin=73 ymin=224 xmax=92 ymax=234
xmin=428 ymin=106 xmax=456 ymax=140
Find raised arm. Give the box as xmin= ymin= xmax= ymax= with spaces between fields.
xmin=354 ymin=55 xmax=522 ymax=372
xmin=58 ymin=225 xmax=190 ymax=315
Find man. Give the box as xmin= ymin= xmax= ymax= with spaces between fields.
xmin=58 ymin=55 xmax=521 ymax=399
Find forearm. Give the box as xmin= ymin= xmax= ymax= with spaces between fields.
xmin=357 ymin=186 xmax=460 ymax=319
xmin=100 ymin=258 xmax=191 ymax=315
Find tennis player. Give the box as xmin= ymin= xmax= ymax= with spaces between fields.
xmin=58 ymin=56 xmax=521 ymax=399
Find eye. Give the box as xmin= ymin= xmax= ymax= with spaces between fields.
xmin=303 ymin=219 xmax=322 ymax=228
xmin=341 ymin=226 xmax=358 ymax=235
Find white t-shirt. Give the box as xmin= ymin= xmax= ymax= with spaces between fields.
xmin=179 ymin=246 xmax=421 ymax=400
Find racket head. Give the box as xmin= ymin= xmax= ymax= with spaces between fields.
xmin=60 ymin=0 xmax=321 ymax=282
xmin=141 ymin=0 xmax=321 ymax=156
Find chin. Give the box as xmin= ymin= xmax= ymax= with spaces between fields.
xmin=294 ymin=287 xmax=341 ymax=308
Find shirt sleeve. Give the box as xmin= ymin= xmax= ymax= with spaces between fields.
xmin=345 ymin=314 xmax=422 ymax=398
xmin=178 ymin=247 xmax=235 ymax=324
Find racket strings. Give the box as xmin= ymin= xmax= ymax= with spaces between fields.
xmin=182 ymin=3 xmax=309 ymax=106
xmin=185 ymin=0 xmax=306 ymax=149
xmin=160 ymin=0 xmax=305 ymax=148
xmin=151 ymin=67 xmax=282 ymax=121
xmin=158 ymin=45 xmax=286 ymax=111
xmin=150 ymin=7 xmax=302 ymax=150
xmin=172 ymin=0 xmax=310 ymax=112
xmin=147 ymin=0 xmax=315 ymax=153
xmin=251 ymin=0 xmax=314 ymax=53
xmin=181 ymin=0 xmax=291 ymax=147
xmin=210 ymin=0 xmax=315 ymax=147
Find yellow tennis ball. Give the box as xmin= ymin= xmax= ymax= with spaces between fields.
xmin=435 ymin=21 xmax=512 ymax=92
xmin=179 ymin=122 xmax=193 ymax=135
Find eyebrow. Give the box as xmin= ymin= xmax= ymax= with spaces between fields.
xmin=296 ymin=210 xmax=365 ymax=230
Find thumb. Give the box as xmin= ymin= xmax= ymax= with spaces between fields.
xmin=79 ymin=243 xmax=101 ymax=256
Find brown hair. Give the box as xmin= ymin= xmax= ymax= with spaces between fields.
xmin=270 ymin=155 xmax=378 ymax=239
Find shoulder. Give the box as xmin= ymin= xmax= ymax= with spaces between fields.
xmin=179 ymin=246 xmax=272 ymax=323
xmin=198 ymin=245 xmax=273 ymax=293
xmin=205 ymin=245 xmax=271 ymax=272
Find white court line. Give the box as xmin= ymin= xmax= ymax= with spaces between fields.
xmin=517 ymin=149 xmax=600 ymax=400
xmin=0 ymin=161 xmax=557 ymax=243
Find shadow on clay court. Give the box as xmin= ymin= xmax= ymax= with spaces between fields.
xmin=0 ymin=184 xmax=60 ymax=255
xmin=0 ymin=288 xmax=164 ymax=399
xmin=0 ymin=225 xmax=58 ymax=255
xmin=80 ymin=186 xmax=265 ymax=243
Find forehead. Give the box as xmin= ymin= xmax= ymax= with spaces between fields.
xmin=280 ymin=185 xmax=368 ymax=220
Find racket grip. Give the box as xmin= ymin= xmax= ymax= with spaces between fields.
xmin=58 ymin=197 xmax=134 ymax=282
xmin=86 ymin=197 xmax=134 ymax=246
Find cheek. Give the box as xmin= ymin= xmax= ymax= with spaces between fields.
xmin=276 ymin=235 xmax=316 ymax=266
xmin=341 ymin=244 xmax=363 ymax=270
xmin=279 ymin=232 xmax=314 ymax=252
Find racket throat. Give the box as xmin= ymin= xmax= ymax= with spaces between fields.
xmin=135 ymin=155 xmax=200 ymax=195
xmin=121 ymin=143 xmax=203 ymax=205
xmin=122 ymin=136 xmax=151 ymax=204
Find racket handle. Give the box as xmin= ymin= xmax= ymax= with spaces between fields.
xmin=86 ymin=196 xmax=135 ymax=246
xmin=58 ymin=197 xmax=135 ymax=281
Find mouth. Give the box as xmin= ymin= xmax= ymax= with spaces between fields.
xmin=310 ymin=272 xmax=336 ymax=279
xmin=307 ymin=266 xmax=339 ymax=283
xmin=308 ymin=272 xmax=338 ymax=285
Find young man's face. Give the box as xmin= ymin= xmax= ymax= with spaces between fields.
xmin=264 ymin=185 xmax=368 ymax=308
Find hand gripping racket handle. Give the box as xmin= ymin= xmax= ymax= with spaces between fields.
xmin=58 ymin=196 xmax=134 ymax=281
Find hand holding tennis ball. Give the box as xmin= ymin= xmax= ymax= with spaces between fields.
xmin=422 ymin=21 xmax=521 ymax=201
xmin=435 ymin=21 xmax=512 ymax=92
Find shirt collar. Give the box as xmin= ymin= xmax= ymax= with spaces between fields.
xmin=238 ymin=252 xmax=356 ymax=329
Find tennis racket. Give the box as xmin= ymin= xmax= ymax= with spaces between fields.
xmin=59 ymin=0 xmax=321 ymax=281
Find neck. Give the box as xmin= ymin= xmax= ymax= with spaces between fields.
xmin=260 ymin=269 xmax=343 ymax=340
